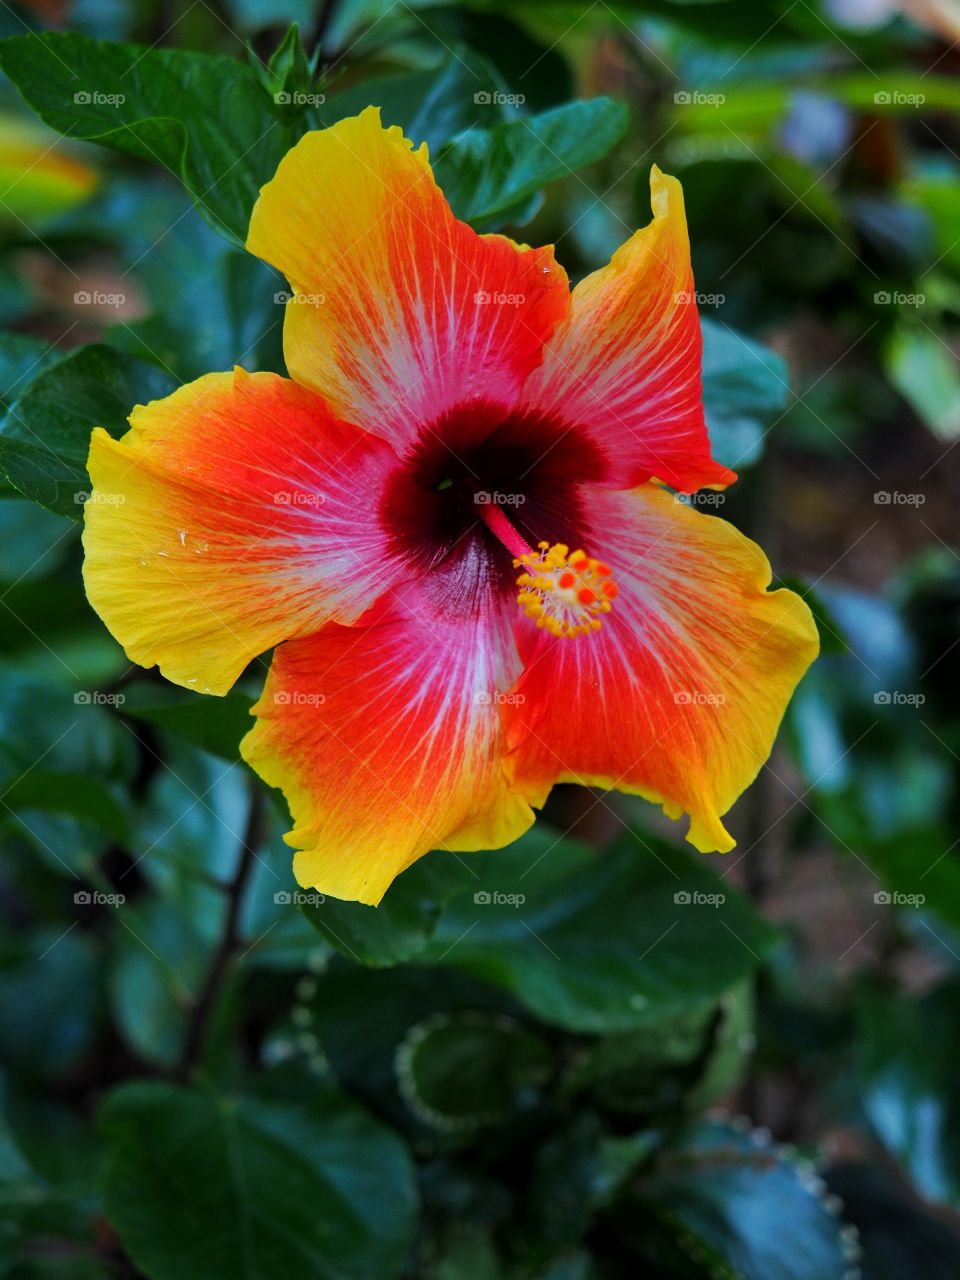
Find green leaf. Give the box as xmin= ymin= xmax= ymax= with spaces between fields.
xmin=100 ymin=1082 xmax=419 ymax=1280
xmin=321 ymin=54 xmax=516 ymax=153
xmin=0 ymin=32 xmax=302 ymax=245
xmin=827 ymin=1162 xmax=960 ymax=1280
xmin=119 ymin=682 xmax=254 ymax=762
xmin=0 ymin=333 xmax=62 ymax=414
xmin=395 ymin=1012 xmax=551 ymax=1131
xmin=631 ymin=1119 xmax=853 ymax=1279
xmin=0 ymin=343 xmax=175 ymax=519
xmin=858 ymin=979 xmax=960 ymax=1205
xmin=302 ymin=854 xmax=472 ymax=967
xmin=886 ymin=325 xmax=960 ymax=442
xmin=434 ymin=98 xmax=629 ymax=226
xmin=0 ymin=926 xmax=102 ymax=1080
xmin=418 ymin=829 xmax=778 ymax=1032
xmin=109 ymin=895 xmax=212 ymax=1068
xmin=701 ymin=317 xmax=789 ymax=471
xmin=0 ymin=499 xmax=75 ymax=583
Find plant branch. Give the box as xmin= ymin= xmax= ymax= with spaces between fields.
xmin=176 ymin=782 xmax=265 ymax=1082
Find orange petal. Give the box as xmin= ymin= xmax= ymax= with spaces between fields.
xmin=502 ymin=483 xmax=818 ymax=850
xmin=241 ymin=598 xmax=532 ymax=905
xmin=520 ymin=167 xmax=735 ymax=494
xmin=82 ymin=369 xmax=399 ymax=695
xmin=246 ymin=107 xmax=570 ymax=449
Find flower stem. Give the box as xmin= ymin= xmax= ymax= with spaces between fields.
xmin=176 ymin=781 xmax=265 ymax=1082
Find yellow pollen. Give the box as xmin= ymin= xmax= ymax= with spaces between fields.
xmin=514 ymin=542 xmax=618 ymax=638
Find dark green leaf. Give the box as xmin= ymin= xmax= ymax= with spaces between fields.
xmin=434 ymin=98 xmax=629 ymax=226
xmin=701 ymin=317 xmax=789 ymax=471
xmin=0 ymin=344 xmax=175 ymax=519
xmin=100 ymin=1082 xmax=419 ymax=1280
xmin=395 ymin=1012 xmax=551 ymax=1130
xmin=631 ymin=1119 xmax=852 ymax=1279
xmin=119 ymin=682 xmax=254 ymax=762
xmin=0 ymin=32 xmax=302 ymax=245
xmin=418 ymin=829 xmax=778 ymax=1032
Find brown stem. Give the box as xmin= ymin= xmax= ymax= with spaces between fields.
xmin=176 ymin=783 xmax=265 ymax=1082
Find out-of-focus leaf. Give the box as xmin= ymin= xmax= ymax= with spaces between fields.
xmin=417 ymin=829 xmax=778 ymax=1032
xmin=395 ymin=1012 xmax=551 ymax=1130
xmin=0 ymin=499 xmax=75 ymax=583
xmin=858 ymin=979 xmax=960 ymax=1205
xmin=629 ymin=1118 xmax=853 ymax=1279
xmin=0 ymin=926 xmax=102 ymax=1079
xmin=109 ymin=894 xmax=212 ymax=1068
xmin=0 ymin=343 xmax=175 ymax=519
xmin=827 ymin=1162 xmax=960 ymax=1280
xmin=100 ymin=1082 xmax=419 ymax=1280
xmin=701 ymin=316 xmax=789 ymax=470
xmin=0 ymin=33 xmax=305 ymax=245
xmin=434 ymin=98 xmax=629 ymax=226
xmin=302 ymin=854 xmax=473 ymax=967
xmin=886 ymin=326 xmax=960 ymax=441
xmin=119 ymin=682 xmax=254 ymax=763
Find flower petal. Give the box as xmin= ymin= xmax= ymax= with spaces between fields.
xmin=502 ymin=484 xmax=818 ymax=851
xmin=241 ymin=596 xmax=532 ymax=905
xmin=519 ymin=167 xmax=735 ymax=493
xmin=246 ymin=107 xmax=570 ymax=449
xmin=82 ymin=369 xmax=399 ymax=696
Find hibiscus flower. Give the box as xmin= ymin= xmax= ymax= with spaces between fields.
xmin=82 ymin=107 xmax=818 ymax=905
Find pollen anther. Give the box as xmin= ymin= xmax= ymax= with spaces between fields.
xmin=514 ymin=543 xmax=618 ymax=638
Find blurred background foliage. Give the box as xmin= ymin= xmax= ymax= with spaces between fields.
xmin=0 ymin=0 xmax=957 ymax=1276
